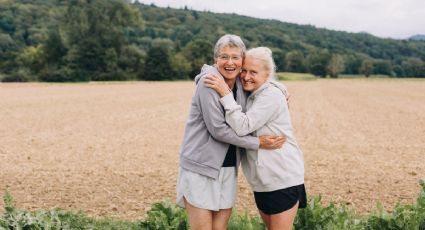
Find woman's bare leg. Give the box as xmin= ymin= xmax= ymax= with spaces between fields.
xmin=258 ymin=209 xmax=271 ymax=230
xmin=184 ymin=197 xmax=213 ymax=230
xmin=212 ymin=208 xmax=232 ymax=230
xmin=269 ymin=201 xmax=299 ymax=230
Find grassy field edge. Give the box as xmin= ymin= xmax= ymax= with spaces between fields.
xmin=1 ymin=179 xmax=424 ymax=229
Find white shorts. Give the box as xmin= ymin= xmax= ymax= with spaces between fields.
xmin=176 ymin=167 xmax=237 ymax=211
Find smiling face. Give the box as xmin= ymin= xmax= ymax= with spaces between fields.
xmin=240 ymin=56 xmax=269 ymax=92
xmin=215 ymin=46 xmax=243 ymax=83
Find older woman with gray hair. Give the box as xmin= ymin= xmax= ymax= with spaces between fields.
xmin=177 ymin=36 xmax=285 ymax=229
xmin=204 ymin=47 xmax=306 ymax=230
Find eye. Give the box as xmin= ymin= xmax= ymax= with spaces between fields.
xmin=218 ymin=55 xmax=230 ymax=60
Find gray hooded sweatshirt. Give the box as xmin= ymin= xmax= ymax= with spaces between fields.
xmin=219 ymin=81 xmax=304 ymax=192
xmin=179 ymin=64 xmax=260 ymax=180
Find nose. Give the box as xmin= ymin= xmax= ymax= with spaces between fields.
xmin=241 ymin=71 xmax=249 ymax=79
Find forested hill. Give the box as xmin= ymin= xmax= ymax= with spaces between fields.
xmin=137 ymin=3 xmax=425 ymax=78
xmin=409 ymin=35 xmax=425 ymax=41
xmin=1 ymin=0 xmax=424 ymax=82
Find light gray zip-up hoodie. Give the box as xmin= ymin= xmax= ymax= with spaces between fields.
xmin=179 ymin=64 xmax=260 ymax=180
xmin=219 ymin=81 xmax=305 ymax=192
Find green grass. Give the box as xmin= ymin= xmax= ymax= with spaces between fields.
xmin=339 ymin=74 xmax=391 ymax=79
xmin=2 ymin=179 xmax=425 ymax=229
xmin=277 ymin=72 xmax=425 ymax=81
xmin=276 ymin=72 xmax=317 ymax=81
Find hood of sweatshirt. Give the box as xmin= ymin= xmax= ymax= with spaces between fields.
xmin=269 ymin=80 xmax=288 ymax=97
xmin=194 ymin=64 xmax=222 ymax=84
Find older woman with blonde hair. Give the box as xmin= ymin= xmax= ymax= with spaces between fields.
xmin=204 ymin=47 xmax=307 ymax=230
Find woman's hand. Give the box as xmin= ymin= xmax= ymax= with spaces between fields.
xmin=259 ymin=135 xmax=286 ymax=149
xmin=203 ymin=74 xmax=231 ymax=97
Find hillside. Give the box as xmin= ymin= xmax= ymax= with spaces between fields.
xmin=409 ymin=34 xmax=425 ymax=41
xmin=139 ymin=3 xmax=425 ymax=61
xmin=0 ymin=0 xmax=424 ymax=81
xmin=136 ymin=3 xmax=425 ymax=77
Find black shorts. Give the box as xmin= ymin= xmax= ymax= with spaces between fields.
xmin=254 ymin=184 xmax=307 ymax=215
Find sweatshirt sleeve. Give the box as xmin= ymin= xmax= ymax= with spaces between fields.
xmin=197 ymin=77 xmax=260 ymax=150
xmin=220 ymin=87 xmax=281 ymax=136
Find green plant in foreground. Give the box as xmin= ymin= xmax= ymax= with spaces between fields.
xmin=364 ymin=179 xmax=425 ymax=230
xmin=0 ymin=190 xmax=139 ymax=230
xmin=1 ymin=179 xmax=425 ymax=229
xmin=1 ymin=190 xmax=61 ymax=229
xmin=140 ymin=201 xmax=188 ymax=230
xmin=294 ymin=195 xmax=362 ymax=230
xmin=227 ymin=211 xmax=265 ymax=230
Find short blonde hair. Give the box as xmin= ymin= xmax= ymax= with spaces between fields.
xmin=245 ymin=47 xmax=276 ymax=79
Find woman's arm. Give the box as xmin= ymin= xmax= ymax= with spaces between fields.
xmin=220 ymin=88 xmax=281 ymax=136
xmin=203 ymin=74 xmax=231 ymax=97
xmin=205 ymin=76 xmax=290 ymax=109
xmin=204 ymin=75 xmax=282 ymax=136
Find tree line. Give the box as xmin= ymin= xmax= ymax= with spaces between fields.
xmin=1 ymin=0 xmax=424 ymax=82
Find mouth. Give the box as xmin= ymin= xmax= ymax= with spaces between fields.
xmin=224 ymin=67 xmax=236 ymax=73
xmin=242 ymin=79 xmax=254 ymax=86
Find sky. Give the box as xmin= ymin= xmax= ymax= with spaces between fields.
xmin=139 ymin=0 xmax=425 ymax=39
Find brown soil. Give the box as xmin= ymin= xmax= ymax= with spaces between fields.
xmin=0 ymin=79 xmax=424 ymax=220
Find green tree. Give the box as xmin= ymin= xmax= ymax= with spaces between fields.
xmin=344 ymin=54 xmax=363 ymax=74
xmin=43 ymin=27 xmax=67 ymax=68
xmin=307 ymin=50 xmax=331 ymax=77
xmin=0 ymin=14 xmax=15 ymax=34
xmin=141 ymin=46 xmax=175 ymax=80
xmin=59 ymin=0 xmax=143 ymax=81
xmin=183 ymin=39 xmax=213 ymax=79
xmin=373 ymin=60 xmax=392 ymax=76
xmin=359 ymin=59 xmax=374 ymax=77
xmin=327 ymin=54 xmax=345 ymax=78
xmin=16 ymin=45 xmax=44 ymax=74
xmin=392 ymin=65 xmax=405 ymax=77
xmin=271 ymin=48 xmax=286 ymax=72
xmin=118 ymin=44 xmax=146 ymax=79
xmin=285 ymin=50 xmax=305 ymax=73
xmin=0 ymin=33 xmax=17 ymax=70
xmin=402 ymin=58 xmax=425 ymax=77
xmin=171 ymin=53 xmax=191 ymax=80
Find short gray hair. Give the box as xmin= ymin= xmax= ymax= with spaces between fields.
xmin=213 ymin=34 xmax=246 ymax=59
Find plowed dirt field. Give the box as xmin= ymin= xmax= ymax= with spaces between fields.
xmin=1 ymin=79 xmax=424 ymax=219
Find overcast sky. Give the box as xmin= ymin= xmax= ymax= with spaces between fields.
xmin=139 ymin=0 xmax=425 ymax=39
